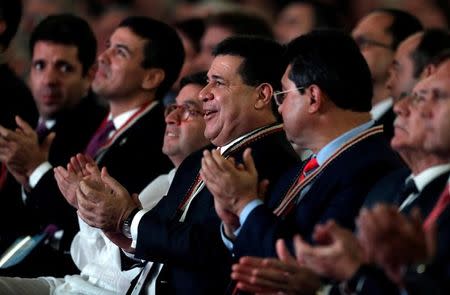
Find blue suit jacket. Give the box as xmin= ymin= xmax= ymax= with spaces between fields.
xmin=232 ymin=130 xmax=403 ymax=259
xmin=134 ymin=124 xmax=299 ymax=294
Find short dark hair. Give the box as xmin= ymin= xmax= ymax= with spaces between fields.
xmin=410 ymin=29 xmax=450 ymax=78
xmin=373 ymin=8 xmax=423 ymax=50
xmin=429 ymin=48 xmax=450 ymax=68
xmin=280 ymin=0 xmax=341 ymax=30
xmin=180 ymin=71 xmax=207 ymax=89
xmin=118 ymin=16 xmax=185 ymax=101
xmin=29 ymin=14 xmax=97 ymax=76
xmin=287 ymin=29 xmax=372 ymax=112
xmin=206 ymin=10 xmax=273 ymax=39
xmin=0 ymin=0 xmax=22 ymax=49
xmin=212 ymin=36 xmax=286 ymax=92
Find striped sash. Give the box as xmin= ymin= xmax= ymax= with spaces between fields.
xmin=178 ymin=123 xmax=285 ymax=222
xmin=273 ymin=125 xmax=383 ymax=216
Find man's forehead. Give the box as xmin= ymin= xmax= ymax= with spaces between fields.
xmin=411 ymin=62 xmax=450 ymax=98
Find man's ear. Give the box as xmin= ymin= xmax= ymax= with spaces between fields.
xmin=82 ymin=64 xmax=97 ymax=95
xmin=254 ymin=83 xmax=273 ymax=109
xmin=420 ymin=64 xmax=436 ymax=79
xmin=308 ymin=85 xmax=323 ymax=114
xmin=142 ymin=68 xmax=165 ymax=90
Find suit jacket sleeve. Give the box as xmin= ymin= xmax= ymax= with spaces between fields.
xmin=134 ymin=131 xmax=298 ymax=269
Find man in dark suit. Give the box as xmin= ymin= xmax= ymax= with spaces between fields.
xmin=0 ymin=15 xmax=183 ymax=278
xmin=201 ymin=30 xmax=402 ymax=294
xmin=0 ymin=0 xmax=38 ymax=251
xmin=364 ymin=29 xmax=450 ymax=210
xmin=0 ymin=14 xmax=106 ymax=276
xmin=240 ymin=53 xmax=450 ymax=295
xmin=75 ymin=36 xmax=299 ymax=294
xmin=352 ymin=8 xmax=422 ymax=140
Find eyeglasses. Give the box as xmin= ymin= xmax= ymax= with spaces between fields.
xmin=354 ymin=36 xmax=392 ymax=50
xmin=164 ymin=103 xmax=204 ymax=121
xmin=273 ymin=87 xmax=305 ymax=106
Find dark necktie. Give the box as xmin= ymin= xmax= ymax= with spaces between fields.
xmin=423 ymin=184 xmax=450 ymax=231
xmin=84 ymin=120 xmax=115 ymax=158
xmin=397 ymin=178 xmax=419 ymax=206
xmin=35 ymin=121 xmax=51 ymax=143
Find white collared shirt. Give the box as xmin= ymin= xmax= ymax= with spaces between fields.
xmin=370 ymin=97 xmax=393 ymax=121
xmin=399 ymin=164 xmax=450 ymax=211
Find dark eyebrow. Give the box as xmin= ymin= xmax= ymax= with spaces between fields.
xmin=210 ymin=74 xmax=224 ymax=81
xmin=183 ymin=100 xmax=201 ymax=108
xmin=116 ymin=44 xmax=132 ymax=55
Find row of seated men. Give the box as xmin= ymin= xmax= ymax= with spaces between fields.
xmin=0 ymin=1 xmax=450 ymax=294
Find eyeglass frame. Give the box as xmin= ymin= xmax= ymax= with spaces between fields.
xmin=164 ymin=103 xmax=204 ymax=121
xmin=273 ymin=86 xmax=306 ymax=106
xmin=354 ymin=36 xmax=392 ymax=50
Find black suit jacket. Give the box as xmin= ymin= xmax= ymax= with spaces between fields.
xmin=232 ymin=127 xmax=402 ymax=260
xmin=1 ymin=94 xmax=105 ymax=236
xmin=0 ymin=64 xmax=38 ymax=129
xmin=338 ymin=168 xmax=450 ymax=295
xmin=374 ymin=106 xmax=395 ymax=142
xmin=0 ymin=94 xmax=106 ymax=277
xmin=95 ymin=102 xmax=173 ymax=195
xmin=364 ymin=168 xmax=450 ymax=216
xmin=134 ymin=124 xmax=299 ymax=294
xmin=0 ymin=63 xmax=38 ymax=254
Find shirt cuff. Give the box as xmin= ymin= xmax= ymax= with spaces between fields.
xmin=29 ymin=161 xmax=52 ymax=188
xmin=238 ymin=199 xmax=263 ymax=229
xmin=221 ymin=223 xmax=235 ymax=251
xmin=130 ymin=208 xmax=150 ymax=249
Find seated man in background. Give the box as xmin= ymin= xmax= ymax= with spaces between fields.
xmin=0 ymin=14 xmax=106 ymax=276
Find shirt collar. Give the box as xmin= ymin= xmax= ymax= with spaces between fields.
xmin=411 ymin=164 xmax=450 ymax=192
xmin=219 ymin=125 xmax=268 ymax=155
xmin=370 ymin=97 xmax=393 ymax=120
xmin=110 ymin=101 xmax=157 ymax=130
xmin=316 ymin=120 xmax=374 ymax=165
xmin=38 ymin=118 xmax=56 ymax=130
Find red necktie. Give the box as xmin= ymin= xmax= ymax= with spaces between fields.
xmin=423 ymin=184 xmax=450 ymax=231
xmin=298 ymin=157 xmax=319 ymax=183
xmin=280 ymin=157 xmax=319 ymax=216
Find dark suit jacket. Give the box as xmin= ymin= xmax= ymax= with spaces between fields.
xmin=0 ymin=64 xmax=38 ymax=129
xmin=95 ymin=102 xmax=173 ymax=195
xmin=337 ymin=168 xmax=450 ymax=295
xmin=133 ymin=124 xmax=299 ymax=294
xmin=0 ymin=63 xmax=38 ymax=255
xmin=375 ymin=106 xmax=395 ymax=142
xmin=0 ymin=94 xmax=106 ymax=276
xmin=232 ymin=128 xmax=403 ymax=259
xmin=364 ymin=168 xmax=450 ymax=217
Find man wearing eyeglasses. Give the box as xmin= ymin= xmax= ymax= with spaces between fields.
xmin=352 ymin=8 xmax=422 ymax=140
xmin=362 ymin=29 xmax=450 ymax=209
